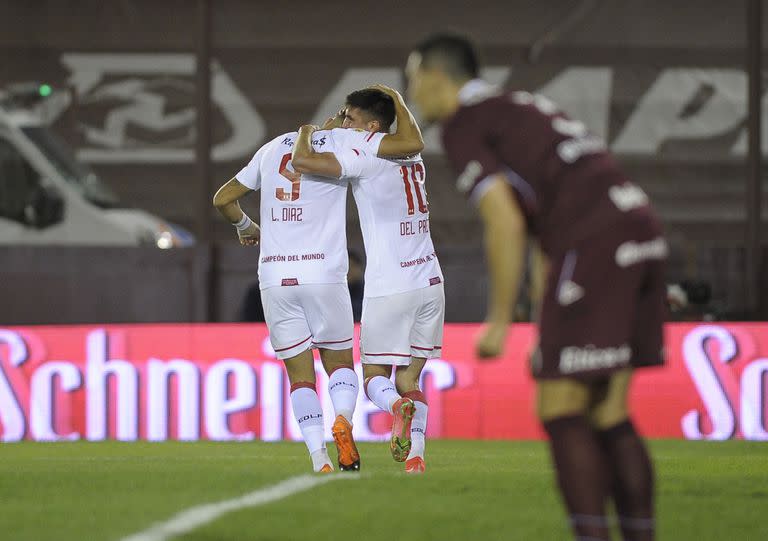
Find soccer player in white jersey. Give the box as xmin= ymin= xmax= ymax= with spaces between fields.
xmin=213 ymin=130 xmax=357 ymax=472
xmin=213 ymin=104 xmax=424 ymax=474
xmin=292 ymin=86 xmax=445 ymax=474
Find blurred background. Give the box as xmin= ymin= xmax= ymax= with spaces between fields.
xmin=1 ymin=0 xmax=766 ymax=325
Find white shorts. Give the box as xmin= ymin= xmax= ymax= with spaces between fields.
xmin=360 ymin=284 xmax=445 ymax=366
xmin=261 ymin=283 xmax=354 ymax=360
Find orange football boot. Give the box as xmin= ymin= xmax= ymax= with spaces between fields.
xmin=390 ymin=398 xmax=416 ymax=462
xmin=332 ymin=415 xmax=361 ymax=471
xmin=405 ymin=456 xmax=425 ymax=474
xmin=318 ymin=464 xmax=334 ymax=473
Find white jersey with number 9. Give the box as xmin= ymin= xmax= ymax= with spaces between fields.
xmin=235 ymin=132 xmax=349 ymax=290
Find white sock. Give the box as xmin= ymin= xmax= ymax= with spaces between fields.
xmin=365 ymin=375 xmax=400 ymax=414
xmin=408 ymin=399 xmax=428 ymax=459
xmin=290 ymin=386 xmax=325 ymax=456
xmin=328 ymin=367 xmax=359 ymax=422
xmin=310 ymin=449 xmax=332 ymax=472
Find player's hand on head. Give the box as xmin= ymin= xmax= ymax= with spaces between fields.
xmin=368 ymin=84 xmax=403 ymax=102
xmin=321 ymin=115 xmax=342 ymax=130
xmin=475 ymin=322 xmax=507 ymax=360
xmin=298 ymin=124 xmax=320 ymax=133
xmin=237 ymin=222 xmax=260 ymax=246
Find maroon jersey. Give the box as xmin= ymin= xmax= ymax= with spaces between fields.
xmin=443 ymin=81 xmax=667 ymax=379
xmin=442 ymin=82 xmax=654 ymax=256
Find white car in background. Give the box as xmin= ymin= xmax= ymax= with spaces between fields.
xmin=0 ymin=83 xmax=193 ymax=248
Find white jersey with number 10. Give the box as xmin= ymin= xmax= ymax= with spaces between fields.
xmin=330 ymin=128 xmax=443 ymax=298
xmin=235 ymin=132 xmax=349 ymax=290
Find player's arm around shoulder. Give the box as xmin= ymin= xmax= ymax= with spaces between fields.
xmin=213 ymin=178 xmax=260 ymax=246
xmin=475 ymin=175 xmax=528 ymax=359
xmin=369 ymin=84 xmax=424 ymax=158
xmin=291 ymin=125 xmax=343 ymax=178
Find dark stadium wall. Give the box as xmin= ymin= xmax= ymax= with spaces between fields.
xmin=1 ymin=0 xmax=767 ymax=322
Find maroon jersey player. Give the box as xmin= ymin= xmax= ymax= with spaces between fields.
xmin=406 ymin=33 xmax=665 ymax=541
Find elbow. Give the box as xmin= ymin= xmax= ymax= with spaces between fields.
xmin=213 ymin=184 xmax=235 ymax=209
xmin=291 ymin=154 xmax=311 ymax=174
xmin=292 ymin=160 xmax=310 ymax=174
xmin=404 ymin=138 xmax=424 ymax=155
xmin=413 ymin=137 xmax=425 ymax=154
xmin=212 ymin=190 xmax=226 ymax=210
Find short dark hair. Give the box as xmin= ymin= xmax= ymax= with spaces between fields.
xmin=413 ymin=33 xmax=479 ymax=82
xmin=345 ymin=89 xmax=395 ymax=131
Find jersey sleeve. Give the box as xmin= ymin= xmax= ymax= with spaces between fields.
xmin=442 ymin=112 xmax=503 ymax=205
xmin=235 ymin=143 xmax=267 ymax=191
xmin=331 ymin=128 xmax=385 ymax=155
xmin=335 ymin=146 xmax=378 ymax=180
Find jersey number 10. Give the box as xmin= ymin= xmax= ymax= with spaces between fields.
xmin=400 ymin=163 xmax=428 ymax=215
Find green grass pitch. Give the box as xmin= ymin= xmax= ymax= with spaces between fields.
xmin=0 ymin=440 xmax=765 ymax=540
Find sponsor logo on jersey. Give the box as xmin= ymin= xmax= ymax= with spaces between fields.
xmin=615 ymin=237 xmax=668 ymax=268
xmin=429 ymin=277 xmax=442 ymax=286
xmin=281 ymin=278 xmax=299 ymax=286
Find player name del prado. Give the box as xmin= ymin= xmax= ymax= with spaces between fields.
xmin=400 ymin=218 xmax=430 ymax=236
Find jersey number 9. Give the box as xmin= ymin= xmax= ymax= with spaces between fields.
xmin=275 ymin=153 xmax=301 ymax=202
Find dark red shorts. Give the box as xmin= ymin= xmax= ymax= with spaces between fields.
xmin=533 ymin=213 xmax=667 ymax=380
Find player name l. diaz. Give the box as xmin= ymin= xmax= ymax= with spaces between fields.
xmin=271 ymin=206 xmax=303 ymax=222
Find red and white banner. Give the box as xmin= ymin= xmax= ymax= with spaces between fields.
xmin=0 ymin=323 xmax=766 ymax=442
